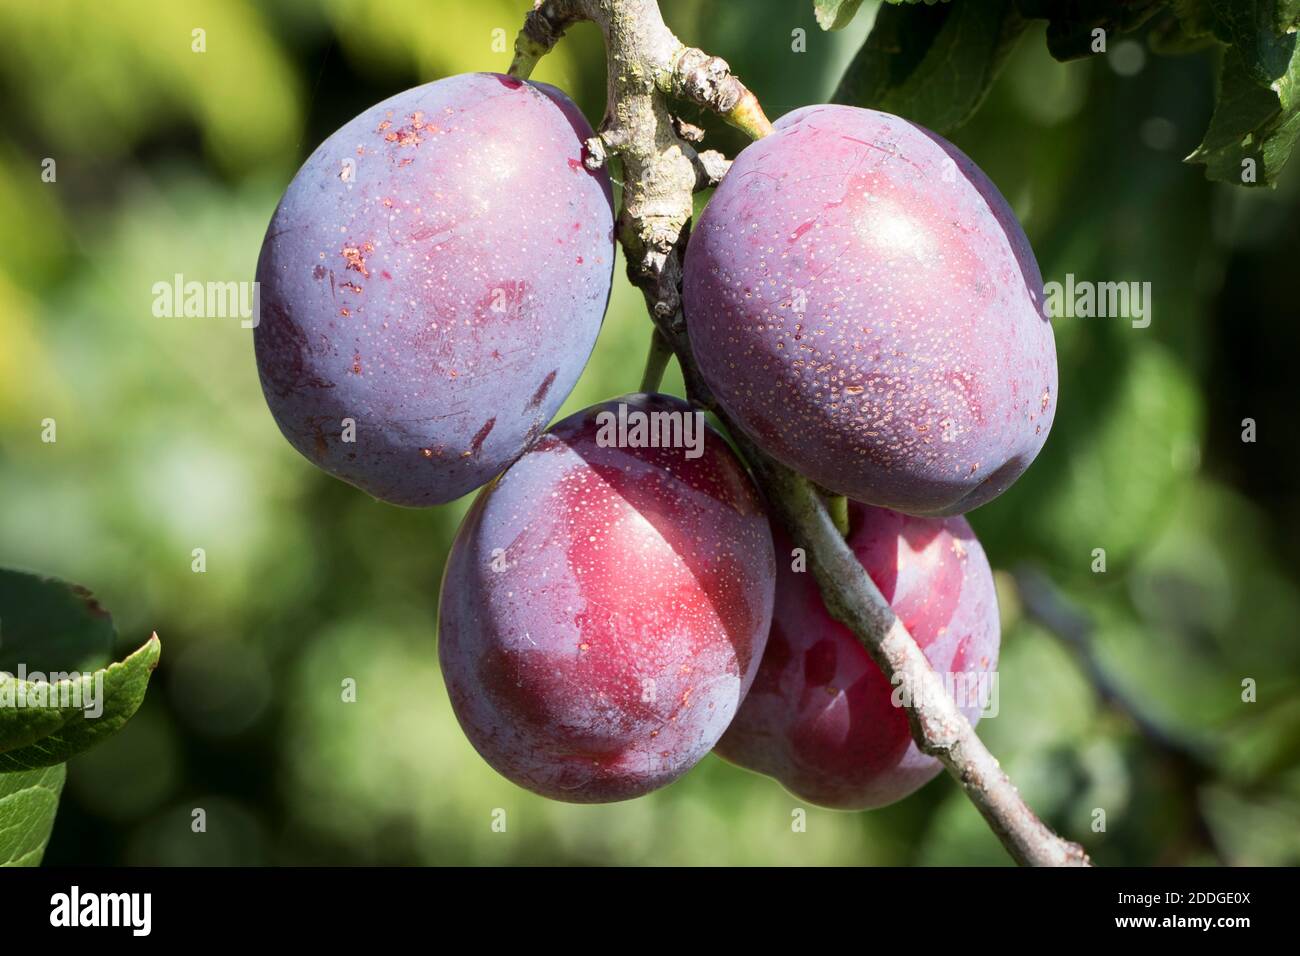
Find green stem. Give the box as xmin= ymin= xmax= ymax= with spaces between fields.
xmin=508 ymin=2 xmax=574 ymax=79
xmin=725 ymin=90 xmax=774 ymax=140
xmin=821 ymin=490 xmax=850 ymax=538
xmin=509 ymin=41 xmax=546 ymax=79
xmin=639 ymin=325 xmax=675 ymax=392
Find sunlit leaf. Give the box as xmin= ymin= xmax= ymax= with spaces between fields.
xmin=0 ymin=569 xmax=161 ymax=771
xmin=833 ymin=0 xmax=1027 ymax=133
xmin=0 ymin=764 xmax=65 ymax=867
xmin=814 ymin=0 xmax=869 ymax=32
xmin=1186 ymin=2 xmax=1300 ymax=186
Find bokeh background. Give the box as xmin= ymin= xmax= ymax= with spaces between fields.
xmin=1 ymin=0 xmax=1297 ymax=865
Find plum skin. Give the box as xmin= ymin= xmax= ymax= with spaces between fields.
xmin=254 ymin=72 xmax=614 ymax=507
xmin=438 ymin=393 xmax=776 ymax=802
xmin=683 ymin=104 xmax=1057 ymax=516
xmin=714 ymin=501 xmax=1000 ymax=811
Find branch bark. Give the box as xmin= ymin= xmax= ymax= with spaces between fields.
xmin=511 ymin=0 xmax=1089 ymax=867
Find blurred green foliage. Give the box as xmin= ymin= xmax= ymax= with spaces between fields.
xmin=0 ymin=0 xmax=1297 ymax=866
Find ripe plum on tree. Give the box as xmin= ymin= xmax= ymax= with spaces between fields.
xmin=438 ymin=393 xmax=776 ymax=801
xmin=684 ymin=105 xmax=1056 ymax=516
xmin=255 ymin=73 xmax=615 ymax=506
xmin=716 ymin=501 xmax=1000 ymax=810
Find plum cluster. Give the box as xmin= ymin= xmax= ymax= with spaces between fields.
xmin=255 ymin=75 xmax=1055 ymax=807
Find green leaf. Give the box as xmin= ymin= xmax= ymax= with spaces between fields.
xmin=1150 ymin=1 xmax=1219 ymax=57
xmin=1015 ymin=0 xmax=1166 ymax=62
xmin=1170 ymin=0 xmax=1218 ymax=40
xmin=0 ymin=636 xmax=161 ymax=772
xmin=1184 ymin=2 xmax=1300 ymax=186
xmin=833 ymin=0 xmax=1028 ymax=133
xmin=0 ymin=569 xmax=161 ymax=771
xmin=815 ymin=0 xmax=869 ymax=32
xmin=1280 ymin=0 xmax=1300 ymax=31
xmin=1204 ymin=0 xmax=1297 ymax=88
xmin=816 ymin=0 xmax=946 ymax=33
xmin=1186 ymin=47 xmax=1300 ymax=185
xmin=0 ymin=568 xmax=115 ymax=674
xmin=0 ymin=764 xmax=66 ymax=867
xmin=1012 ymin=1 xmax=1300 ymax=184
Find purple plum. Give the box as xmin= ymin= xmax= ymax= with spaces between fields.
xmin=684 ymin=105 xmax=1056 ymax=515
xmin=255 ymin=73 xmax=614 ymax=506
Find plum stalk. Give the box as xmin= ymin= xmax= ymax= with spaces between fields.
xmin=817 ymin=488 xmax=852 ymax=539
xmin=509 ymin=0 xmax=1090 ymax=867
xmin=640 ymin=326 xmax=675 ymax=393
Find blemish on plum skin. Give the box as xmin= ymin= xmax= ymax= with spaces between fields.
xmin=310 ymin=422 xmax=329 ymax=460
xmin=384 ymin=113 xmax=431 ymax=147
xmin=789 ymin=219 xmax=815 ymax=242
xmin=342 ymin=242 xmax=372 ymax=278
xmin=465 ymin=417 xmax=496 ymax=456
xmin=527 ymin=370 xmax=558 ymax=410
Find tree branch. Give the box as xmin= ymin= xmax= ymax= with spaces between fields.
xmin=744 ymin=454 xmax=1087 ymax=865
xmin=512 ymin=0 xmax=1089 ymax=867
